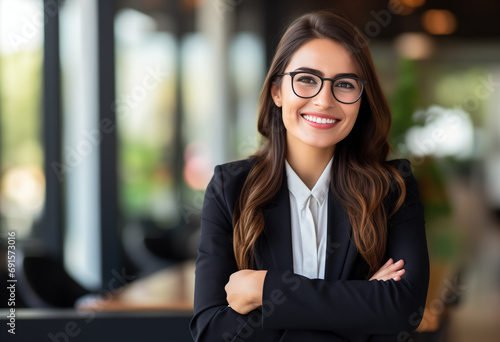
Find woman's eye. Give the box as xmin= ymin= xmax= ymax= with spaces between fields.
xmin=297 ymin=76 xmax=317 ymax=84
xmin=335 ymin=81 xmax=354 ymax=89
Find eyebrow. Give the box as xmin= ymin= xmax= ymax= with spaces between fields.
xmin=294 ymin=67 xmax=360 ymax=79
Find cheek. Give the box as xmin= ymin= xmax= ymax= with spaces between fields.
xmin=282 ymin=101 xmax=302 ymax=121
xmin=281 ymin=82 xmax=307 ymax=109
xmin=282 ymin=92 xmax=308 ymax=112
xmin=281 ymin=108 xmax=297 ymax=131
xmin=345 ymin=104 xmax=361 ymax=122
xmin=338 ymin=105 xmax=361 ymax=136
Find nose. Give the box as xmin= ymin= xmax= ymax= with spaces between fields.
xmin=312 ymin=80 xmax=337 ymax=108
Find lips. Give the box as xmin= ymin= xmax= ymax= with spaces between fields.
xmin=300 ymin=113 xmax=341 ymax=130
xmin=302 ymin=114 xmax=339 ymax=124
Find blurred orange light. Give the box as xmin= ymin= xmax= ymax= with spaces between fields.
xmin=182 ymin=0 xmax=206 ymax=11
xmin=183 ymin=141 xmax=213 ymax=190
xmin=183 ymin=157 xmax=212 ymax=190
xmin=395 ymin=32 xmax=434 ymax=60
xmin=422 ymin=9 xmax=457 ymax=35
xmin=1 ymin=165 xmax=45 ymax=213
xmin=400 ymin=0 xmax=426 ymax=8
xmin=390 ymin=0 xmax=415 ymax=16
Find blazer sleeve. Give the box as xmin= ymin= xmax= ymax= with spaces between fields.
xmin=190 ymin=164 xmax=284 ymax=342
xmin=262 ymin=159 xmax=430 ymax=336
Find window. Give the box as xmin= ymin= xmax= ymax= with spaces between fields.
xmin=0 ymin=0 xmax=44 ymax=240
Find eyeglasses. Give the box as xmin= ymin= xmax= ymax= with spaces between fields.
xmin=279 ymin=71 xmax=366 ymax=104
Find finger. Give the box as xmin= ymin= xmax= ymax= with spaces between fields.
xmin=386 ymin=258 xmax=403 ymax=267
xmin=370 ymin=269 xmax=389 ymax=281
xmin=379 ymin=259 xmax=392 ymax=271
xmin=376 ymin=263 xmax=400 ymax=277
xmin=387 ymin=259 xmax=404 ymax=271
xmin=387 ymin=267 xmax=405 ymax=278
xmin=388 ymin=259 xmax=403 ymax=267
xmin=371 ymin=267 xmax=406 ymax=281
xmin=369 ymin=269 xmax=389 ymax=281
xmin=383 ymin=258 xmax=393 ymax=267
xmin=369 ymin=259 xmax=402 ymax=281
xmin=392 ymin=269 xmax=406 ymax=281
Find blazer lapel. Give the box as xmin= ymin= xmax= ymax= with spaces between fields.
xmin=255 ymin=181 xmax=355 ymax=279
xmin=257 ymin=180 xmax=294 ymax=271
xmin=324 ymin=190 xmax=354 ymax=280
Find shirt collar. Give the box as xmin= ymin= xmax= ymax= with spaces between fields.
xmin=285 ymin=157 xmax=333 ymax=207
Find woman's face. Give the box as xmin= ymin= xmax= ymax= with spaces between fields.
xmin=271 ymin=38 xmax=362 ymax=155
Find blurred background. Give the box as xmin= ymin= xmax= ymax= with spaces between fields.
xmin=0 ymin=0 xmax=499 ymax=341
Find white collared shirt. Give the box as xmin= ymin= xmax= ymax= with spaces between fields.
xmin=285 ymin=158 xmax=332 ymax=279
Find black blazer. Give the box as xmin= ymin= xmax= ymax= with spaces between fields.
xmin=190 ymin=158 xmax=429 ymax=342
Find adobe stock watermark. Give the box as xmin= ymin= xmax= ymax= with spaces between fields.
xmin=407 ymin=74 xmax=499 ymax=166
xmin=46 ymin=268 xmax=136 ymax=342
xmin=51 ymin=65 xmax=169 ymax=182
xmin=221 ymin=270 xmax=301 ymax=342
xmin=344 ymin=0 xmax=405 ymax=54
xmin=456 ymin=74 xmax=499 ymax=113
xmin=397 ymin=276 xmax=466 ymax=341
xmin=237 ymin=134 xmax=261 ymax=158
xmin=178 ymin=191 xmax=205 ymax=225
xmin=113 ymin=65 xmax=169 ymax=121
xmin=7 ymin=0 xmax=67 ymax=53
xmin=185 ymin=159 xmax=253 ymax=225
xmin=213 ymin=0 xmax=244 ymax=20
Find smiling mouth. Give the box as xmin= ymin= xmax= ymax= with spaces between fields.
xmin=301 ymin=114 xmax=340 ymax=124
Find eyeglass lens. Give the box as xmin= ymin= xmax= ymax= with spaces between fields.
xmin=292 ymin=72 xmax=363 ymax=103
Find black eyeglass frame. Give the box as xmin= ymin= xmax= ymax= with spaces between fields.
xmin=279 ymin=71 xmax=367 ymax=104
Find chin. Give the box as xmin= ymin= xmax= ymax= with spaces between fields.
xmin=304 ymin=140 xmax=338 ymax=150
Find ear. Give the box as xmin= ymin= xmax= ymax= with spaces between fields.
xmin=270 ymin=83 xmax=282 ymax=107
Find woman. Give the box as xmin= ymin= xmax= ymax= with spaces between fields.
xmin=190 ymin=10 xmax=429 ymax=342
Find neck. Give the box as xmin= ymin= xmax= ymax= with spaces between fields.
xmin=286 ymin=141 xmax=334 ymax=190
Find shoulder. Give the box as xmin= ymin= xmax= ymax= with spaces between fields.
xmin=385 ymin=158 xmax=414 ymax=180
xmin=203 ymin=158 xmax=256 ymax=222
xmin=216 ymin=158 xmax=255 ymax=175
xmin=384 ymin=160 xmax=425 ymax=229
xmin=385 ymin=158 xmax=420 ymax=192
xmin=213 ymin=158 xmax=256 ymax=185
xmin=385 ymin=158 xmax=422 ymax=210
xmin=206 ymin=158 xmax=256 ymax=200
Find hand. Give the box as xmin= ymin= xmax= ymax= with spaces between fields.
xmin=369 ymin=258 xmax=405 ymax=281
xmin=225 ymin=270 xmax=267 ymax=314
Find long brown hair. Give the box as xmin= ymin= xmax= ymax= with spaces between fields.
xmin=233 ymin=10 xmax=406 ymax=275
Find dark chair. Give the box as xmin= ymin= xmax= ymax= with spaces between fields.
xmin=17 ymin=250 xmax=90 ymax=308
xmin=122 ymin=218 xmax=199 ymax=276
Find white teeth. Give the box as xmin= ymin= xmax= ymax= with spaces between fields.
xmin=303 ymin=115 xmax=338 ymax=124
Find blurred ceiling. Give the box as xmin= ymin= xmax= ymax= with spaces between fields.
xmin=286 ymin=0 xmax=500 ymax=39
xmin=116 ymin=0 xmax=500 ymax=40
